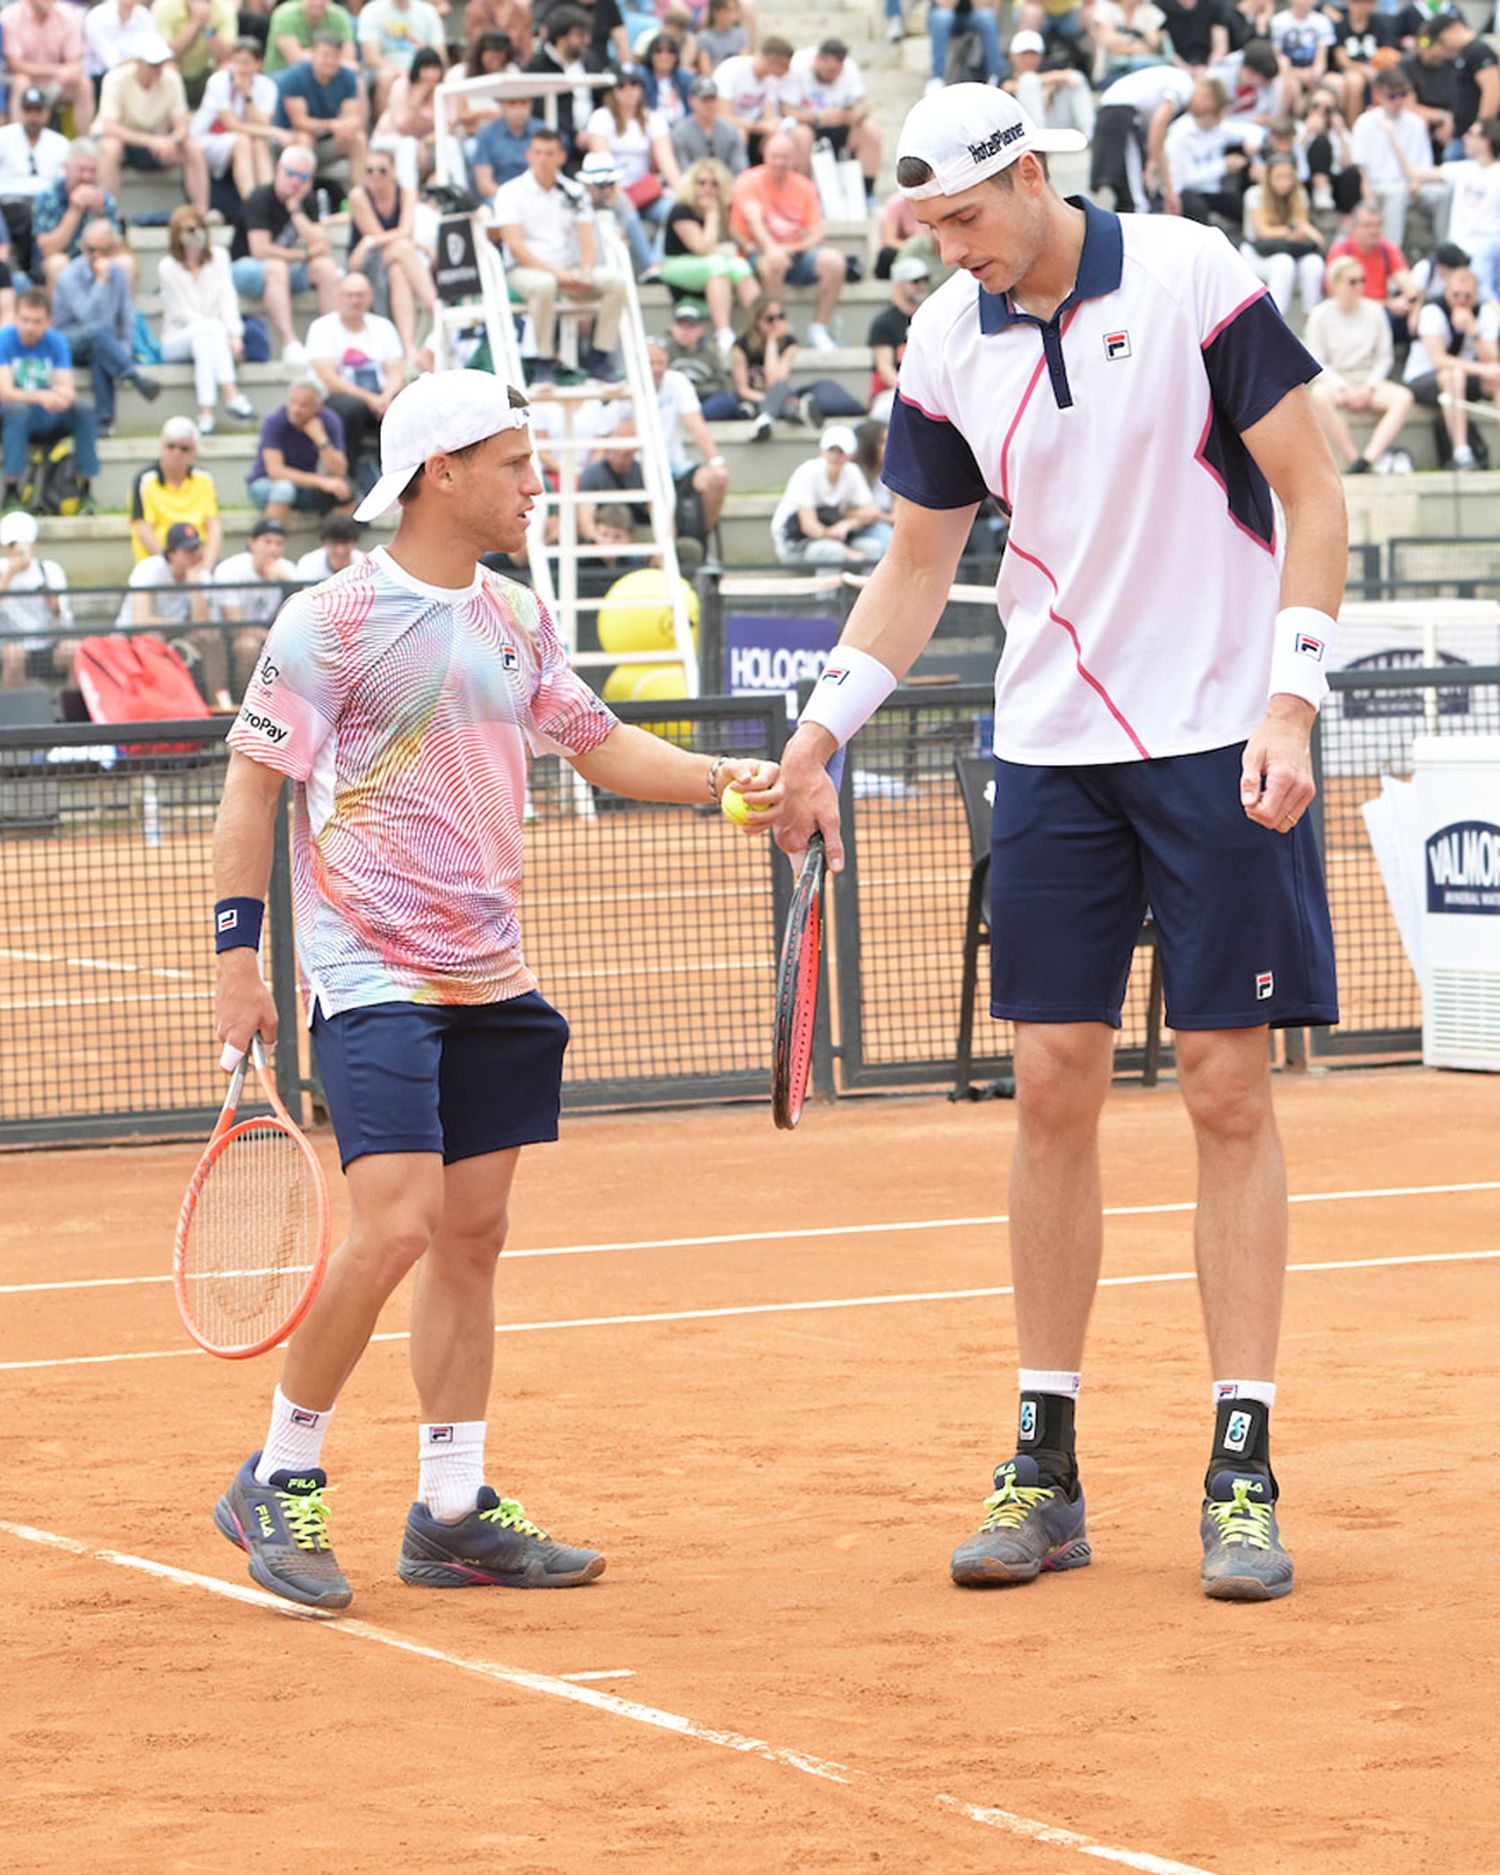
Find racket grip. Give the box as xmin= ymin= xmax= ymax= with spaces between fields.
xmin=220 ymin=1041 xmax=246 ymax=1074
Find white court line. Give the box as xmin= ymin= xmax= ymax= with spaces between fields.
xmin=4 ymin=1180 xmax=1497 ymax=1300
xmin=0 ymin=1518 xmax=1216 ymax=1875
xmin=559 ymin=1669 xmax=637 ymax=1683
xmin=0 ymin=946 xmax=206 ymax=987
xmin=1 ymin=1248 xmax=1495 ymax=1375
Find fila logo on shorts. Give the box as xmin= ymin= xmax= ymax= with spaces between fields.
xmin=1223 ymin=1410 xmax=1253 ymax=1453
xmin=1104 ymin=330 xmax=1131 ymax=360
xmin=1256 ymin=971 xmax=1274 ymax=1000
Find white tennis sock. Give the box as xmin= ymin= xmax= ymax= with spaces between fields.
xmin=1018 ymin=1367 xmax=1082 ymax=1399
xmin=254 ymin=1386 xmax=333 ymax=1484
xmin=1214 ymin=1379 xmax=1277 ymax=1410
xmin=419 ymin=1421 xmax=487 ymax=1522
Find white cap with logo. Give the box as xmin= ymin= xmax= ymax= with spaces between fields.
xmin=353 ymin=369 xmax=531 ymax=523
xmin=896 ymin=84 xmax=1087 ymax=200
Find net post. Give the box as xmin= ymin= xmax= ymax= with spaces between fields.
xmin=267 ymin=778 xmax=301 ymax=1121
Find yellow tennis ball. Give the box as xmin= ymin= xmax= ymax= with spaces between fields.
xmin=721 ymin=777 xmax=770 ymax=826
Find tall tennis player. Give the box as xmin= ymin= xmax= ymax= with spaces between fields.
xmin=211 ymin=370 xmax=782 ymax=1609
xmin=775 ymin=89 xmax=1347 ymax=1603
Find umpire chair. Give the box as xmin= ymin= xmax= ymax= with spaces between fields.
xmin=951 ymin=755 xmax=1165 ymax=1099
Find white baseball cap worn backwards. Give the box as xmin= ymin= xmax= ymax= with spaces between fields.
xmin=353 ymin=369 xmax=532 ymax=522
xmin=896 ymin=84 xmax=1087 ymax=200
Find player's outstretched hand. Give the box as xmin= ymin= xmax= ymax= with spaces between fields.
xmin=1240 ymin=698 xmax=1317 ymax=836
xmin=775 ymin=725 xmax=844 ymax=873
xmin=719 ymin=758 xmax=784 ymax=831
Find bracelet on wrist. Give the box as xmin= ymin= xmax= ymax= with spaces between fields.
xmin=706 ymin=753 xmax=730 ymax=800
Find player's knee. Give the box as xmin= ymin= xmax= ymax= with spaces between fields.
xmin=1176 ymin=1037 xmax=1273 ymax=1142
xmin=432 ymin=1212 xmax=510 ymax=1277
xmin=1013 ymin=1029 xmax=1112 ymax=1134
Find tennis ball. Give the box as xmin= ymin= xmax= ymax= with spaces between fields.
xmin=721 ymin=772 xmax=770 ymax=826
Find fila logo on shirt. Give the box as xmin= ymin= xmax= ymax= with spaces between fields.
xmin=499 ymin=644 xmax=520 ymax=672
xmin=1294 ymin=634 xmax=1324 ymax=660
xmin=1018 ymin=1401 xmax=1038 ymax=1442
xmin=1103 ymin=330 xmax=1131 ymax=361
xmin=427 ymin=1425 xmax=454 ymax=1444
xmin=1255 ymin=971 xmax=1274 ymax=1001
xmin=1223 ymin=1410 xmax=1254 ymax=1453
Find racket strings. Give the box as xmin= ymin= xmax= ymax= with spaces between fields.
xmin=181 ymin=1122 xmax=321 ymax=1348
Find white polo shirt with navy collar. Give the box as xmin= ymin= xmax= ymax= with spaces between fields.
xmin=884 ymin=198 xmax=1320 ymax=766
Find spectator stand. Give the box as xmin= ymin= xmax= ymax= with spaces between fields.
xmin=432 ymin=70 xmax=699 ymax=695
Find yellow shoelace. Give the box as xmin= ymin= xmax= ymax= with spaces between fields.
xmin=978 ymin=1472 xmax=1057 ymax=1532
xmin=479 ymin=1496 xmax=547 ymax=1540
xmin=275 ymin=1485 xmax=334 ymax=1552
xmin=1204 ymin=1479 xmax=1273 ymax=1550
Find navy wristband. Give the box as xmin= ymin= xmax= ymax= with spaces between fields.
xmin=215 ymin=897 xmax=265 ymax=953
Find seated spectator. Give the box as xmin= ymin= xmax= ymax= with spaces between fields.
xmin=581 ymin=65 xmax=679 ymax=271
xmin=853 ymin=416 xmax=893 ymax=556
xmin=770 ymin=422 xmax=885 ymax=567
xmin=785 ymin=38 xmax=883 ymax=205
xmin=275 ymin=30 xmax=368 ymax=187
xmin=305 ymin=271 xmax=405 ymax=481
xmin=577 ymin=148 xmax=660 ymax=282
xmin=873 ymin=185 xmax=944 ymax=281
xmin=0 ymin=289 xmax=99 ymax=514
xmin=730 ymin=132 xmax=846 ymax=351
xmin=0 ymin=0 xmax=94 ymax=134
xmin=660 ymin=159 xmax=757 ymax=351
xmin=578 ymin=417 xmax=651 ymax=547
xmin=1402 ymin=20 xmax=1466 ymax=164
xmin=472 ymin=94 xmax=545 ymax=197
xmin=230 ymin=146 xmax=342 ymax=367
xmin=293 ymin=510 xmax=365 ymax=580
xmin=86 ymin=0 xmax=171 ymax=87
xmin=1153 ymin=0 xmax=1230 ymax=72
xmin=523 ymin=9 xmax=595 ymax=155
xmin=1351 ymin=68 xmax=1450 ymax=249
xmin=671 ymin=75 xmax=747 ymax=177
xmin=1301 ymin=88 xmax=1362 ymax=215
xmin=1446 ymin=117 xmax=1500 ymax=305
xmin=643 ymin=32 xmax=692 ymax=128
xmin=151 ymin=0 xmax=239 ymax=109
xmin=249 ymin=376 xmax=353 ymax=521
xmin=1005 ymin=29 xmax=1098 ymax=144
xmin=1091 ymin=0 xmax=1167 ymax=85
xmin=158 ymin=207 xmax=255 ymax=435
xmin=373 ymin=43 xmax=445 ymax=191
xmin=925 ymin=0 xmax=1003 ymax=89
xmin=96 ymin=39 xmax=210 ymax=214
xmin=453 ymin=30 xmax=518 ymax=147
xmin=647 ymin=336 xmax=728 ymax=543
xmin=1305 ymin=254 xmax=1416 ymax=474
xmin=492 ymin=128 xmax=628 ymax=382
xmin=0 ymin=508 xmax=71 ymax=688
xmin=662 ymin=298 xmax=741 ymax=416
xmin=130 ymin=414 xmax=222 ymax=565
xmin=213 ymin=513 xmax=295 ymax=625
xmin=118 ymin=519 xmax=208 ymax=635
xmin=32 ymin=141 xmax=129 ymax=293
xmin=1162 ymin=77 xmax=1247 ymax=223
xmin=1241 ymin=152 xmax=1324 ymax=314
xmin=1330 ymin=0 xmax=1395 ymax=130
xmin=0 ymin=86 xmax=69 ymax=277
xmin=696 ymin=0 xmax=748 ymax=75
xmin=730 ymin=290 xmax=799 ymax=436
xmin=50 ymin=218 xmax=161 ymax=439
xmin=715 ymin=38 xmax=797 ymax=167
xmin=1429 ymin=14 xmax=1500 ymax=155
xmin=348 ymin=146 xmax=438 ymax=363
xmin=1402 ymin=263 xmax=1500 ymax=469
xmin=263 ymin=0 xmax=358 ymax=77
xmin=465 ymin=0 xmax=533 ymax=67
xmin=1327 ymin=199 xmax=1418 ymax=337
xmin=866 ymin=255 xmax=928 ymax=423
xmin=191 ymin=35 xmax=278 ymax=204
xmin=358 ymin=0 xmax=446 ymax=119
xmin=1269 ymin=0 xmax=1334 ymax=104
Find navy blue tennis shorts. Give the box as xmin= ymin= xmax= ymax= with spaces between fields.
xmin=988 ymin=744 xmax=1339 ymax=1031
xmin=310 ymin=993 xmax=570 ymax=1169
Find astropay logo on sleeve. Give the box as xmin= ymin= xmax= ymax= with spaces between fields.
xmin=235 ymin=704 xmax=292 ymax=747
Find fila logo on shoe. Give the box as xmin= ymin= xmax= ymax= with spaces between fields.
xmin=1224 ymin=1410 xmax=1253 ymax=1453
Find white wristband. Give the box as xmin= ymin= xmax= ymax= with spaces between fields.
xmin=1268 ymin=606 xmax=1336 ymax=712
xmin=799 ymin=645 xmax=898 ymax=748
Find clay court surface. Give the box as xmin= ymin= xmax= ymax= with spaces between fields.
xmin=2 ymin=1070 xmax=1497 ymax=1874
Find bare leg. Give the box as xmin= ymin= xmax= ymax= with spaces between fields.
xmin=812 ymin=248 xmax=847 ymax=327
xmin=230 ymin=134 xmax=256 ymax=200
xmin=1310 ymin=384 xmax=1356 ymax=465
xmin=260 ymin=257 xmax=297 ymax=349
xmin=1364 ymin=383 xmax=1414 ymax=461
xmin=386 ymin=258 xmax=418 ymax=355
xmin=408 ymin=1150 xmax=521 ymax=1422
xmin=180 ymin=140 xmax=210 ymax=214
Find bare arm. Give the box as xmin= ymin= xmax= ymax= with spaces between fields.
xmin=212 ymin=749 xmax=285 ymax=1051
xmin=568 ymin=723 xmax=781 ymax=823
xmin=775 ymin=496 xmax=977 ymax=868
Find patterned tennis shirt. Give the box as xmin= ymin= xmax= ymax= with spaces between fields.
xmin=227 ymin=547 xmax=617 ymax=1016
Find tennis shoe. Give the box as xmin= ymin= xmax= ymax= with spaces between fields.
xmin=1200 ymin=1473 xmax=1293 ymax=1602
xmin=398 ymin=1486 xmax=605 ymax=1589
xmin=950 ymin=1455 xmax=1091 ymax=1586
xmin=213 ymin=1452 xmax=352 ymax=1610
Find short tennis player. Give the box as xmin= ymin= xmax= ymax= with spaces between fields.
xmin=776 ymin=89 xmax=1347 ymax=1602
xmin=211 ymin=370 xmax=782 ymax=1609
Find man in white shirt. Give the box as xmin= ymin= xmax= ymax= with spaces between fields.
xmin=1162 ymin=76 xmax=1250 ymax=223
xmin=356 ymin=0 xmax=444 ymax=117
xmin=96 ymin=39 xmax=210 ymax=215
xmin=646 ymin=337 xmax=728 ymax=541
xmin=769 ymin=421 xmax=884 ymax=566
xmin=1350 ymin=69 xmax=1451 ymax=248
xmin=492 ymin=128 xmax=627 ymax=383
xmin=784 ymin=39 xmax=881 ymax=197
xmin=715 ymin=38 xmax=796 ymax=165
xmin=1268 ymin=0 xmax=1335 ymax=102
xmin=0 ymin=507 xmax=71 ymax=686
xmin=305 ymin=270 xmax=406 ymax=470
xmin=0 ymin=84 xmax=69 ymax=274
xmin=293 ymin=512 xmax=365 ymax=583
xmin=84 ymin=0 xmax=165 ymax=79
xmin=214 ymin=515 xmax=296 ymax=625
xmin=1005 ymin=31 xmax=1097 ymax=147
xmin=1444 ymin=118 xmax=1500 ymax=302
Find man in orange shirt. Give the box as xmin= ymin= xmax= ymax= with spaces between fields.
xmin=730 ymin=131 xmax=847 ymax=349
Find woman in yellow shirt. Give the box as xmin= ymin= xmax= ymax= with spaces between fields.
xmin=129 ymin=416 xmax=223 ymax=564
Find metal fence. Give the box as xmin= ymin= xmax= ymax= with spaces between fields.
xmin=3 ymin=669 xmax=1497 ymax=1146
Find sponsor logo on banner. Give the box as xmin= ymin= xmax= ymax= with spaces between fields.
xmin=435 ymin=216 xmax=481 ymax=304
xmin=1104 ymin=330 xmax=1131 ymax=360
xmin=1224 ymin=1409 xmax=1253 ymax=1453
xmin=237 ymin=708 xmax=290 ymax=746
xmin=1426 ymin=821 xmax=1500 ymax=914
xmin=724 ymin=614 xmax=840 ymax=709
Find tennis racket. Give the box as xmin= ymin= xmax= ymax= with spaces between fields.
xmin=173 ymin=1035 xmax=330 ymax=1360
xmin=772 ymin=833 xmax=827 ymax=1130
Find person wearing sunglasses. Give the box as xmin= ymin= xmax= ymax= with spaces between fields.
xmin=160 ymin=204 xmax=258 ymax=436
xmin=348 ymin=144 xmax=438 ymax=366
xmin=229 ymin=145 xmax=342 ymax=366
